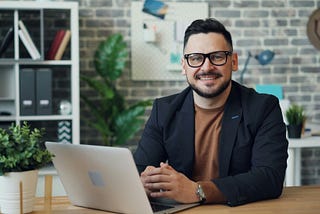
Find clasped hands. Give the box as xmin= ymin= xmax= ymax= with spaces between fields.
xmin=140 ymin=162 xmax=199 ymax=203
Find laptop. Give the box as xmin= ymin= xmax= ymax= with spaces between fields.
xmin=45 ymin=142 xmax=199 ymax=214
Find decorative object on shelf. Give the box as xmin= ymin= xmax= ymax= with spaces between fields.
xmin=239 ymin=50 xmax=275 ymax=84
xmin=285 ymin=104 xmax=306 ymax=139
xmin=58 ymin=121 xmax=71 ymax=144
xmin=306 ymin=8 xmax=320 ymax=50
xmin=0 ymin=122 xmax=53 ymax=214
xmin=59 ymin=100 xmax=72 ymax=115
xmin=80 ymin=34 xmax=152 ymax=146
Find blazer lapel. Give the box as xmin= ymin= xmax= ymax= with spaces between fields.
xmin=163 ymin=88 xmax=195 ymax=177
xmin=219 ymin=82 xmax=242 ymax=177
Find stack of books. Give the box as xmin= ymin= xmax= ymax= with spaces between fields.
xmin=46 ymin=29 xmax=71 ymax=60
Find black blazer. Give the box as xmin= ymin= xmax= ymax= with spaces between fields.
xmin=133 ymin=81 xmax=288 ymax=206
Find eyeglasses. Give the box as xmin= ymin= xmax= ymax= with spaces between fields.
xmin=184 ymin=51 xmax=233 ymax=68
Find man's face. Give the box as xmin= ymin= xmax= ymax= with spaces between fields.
xmin=182 ymin=33 xmax=238 ymax=98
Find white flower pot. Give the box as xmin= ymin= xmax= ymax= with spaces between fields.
xmin=0 ymin=170 xmax=38 ymax=214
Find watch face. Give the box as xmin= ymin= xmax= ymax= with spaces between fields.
xmin=307 ymin=8 xmax=320 ymax=50
xmin=59 ymin=100 xmax=72 ymax=115
xmin=196 ymin=184 xmax=206 ymax=202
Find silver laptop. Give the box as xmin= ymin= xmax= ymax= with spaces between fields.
xmin=45 ymin=142 xmax=199 ymax=214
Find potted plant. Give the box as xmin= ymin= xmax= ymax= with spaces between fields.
xmin=81 ymin=33 xmax=152 ymax=146
xmin=0 ymin=122 xmax=53 ymax=214
xmin=285 ymin=104 xmax=306 ymax=138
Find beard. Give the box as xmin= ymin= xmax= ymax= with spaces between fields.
xmin=186 ymin=75 xmax=231 ymax=98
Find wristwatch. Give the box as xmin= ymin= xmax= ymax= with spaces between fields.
xmin=196 ymin=184 xmax=206 ymax=203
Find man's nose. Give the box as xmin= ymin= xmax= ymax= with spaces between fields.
xmin=201 ymin=57 xmax=215 ymax=69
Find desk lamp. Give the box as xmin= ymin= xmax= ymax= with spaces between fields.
xmin=239 ymin=50 xmax=275 ymax=84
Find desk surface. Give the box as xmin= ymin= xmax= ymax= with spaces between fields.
xmin=32 ymin=186 xmax=320 ymax=214
xmin=288 ymin=136 xmax=320 ymax=148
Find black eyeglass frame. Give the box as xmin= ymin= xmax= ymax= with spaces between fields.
xmin=184 ymin=51 xmax=233 ymax=68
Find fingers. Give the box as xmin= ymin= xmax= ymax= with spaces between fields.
xmin=160 ymin=162 xmax=173 ymax=170
xmin=141 ymin=164 xmax=174 ymax=195
xmin=140 ymin=164 xmax=200 ymax=203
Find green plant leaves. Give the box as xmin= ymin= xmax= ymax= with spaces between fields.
xmin=285 ymin=104 xmax=306 ymax=125
xmin=94 ymin=34 xmax=128 ymax=81
xmin=81 ymin=33 xmax=152 ymax=146
xmin=0 ymin=122 xmax=53 ymax=175
xmin=113 ymin=100 xmax=152 ymax=145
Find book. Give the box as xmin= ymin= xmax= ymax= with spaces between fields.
xmin=18 ymin=29 xmax=38 ymax=59
xmin=18 ymin=20 xmax=41 ymax=59
xmin=0 ymin=27 xmax=14 ymax=57
xmin=46 ymin=29 xmax=66 ymax=60
xmin=54 ymin=30 xmax=71 ymax=60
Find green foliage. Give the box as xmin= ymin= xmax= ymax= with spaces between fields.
xmin=285 ymin=104 xmax=306 ymax=125
xmin=0 ymin=122 xmax=53 ymax=175
xmin=81 ymin=33 xmax=152 ymax=146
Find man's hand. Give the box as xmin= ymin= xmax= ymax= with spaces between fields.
xmin=140 ymin=162 xmax=199 ymax=203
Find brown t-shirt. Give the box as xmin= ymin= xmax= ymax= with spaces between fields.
xmin=192 ymin=104 xmax=226 ymax=203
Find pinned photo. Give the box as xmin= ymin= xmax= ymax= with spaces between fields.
xmin=142 ymin=0 xmax=168 ymax=19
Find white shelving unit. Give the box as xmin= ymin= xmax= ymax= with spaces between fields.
xmin=0 ymin=1 xmax=79 ymax=196
xmin=0 ymin=1 xmax=79 ymax=144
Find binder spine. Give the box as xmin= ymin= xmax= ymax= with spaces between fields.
xmin=20 ymin=68 xmax=36 ymax=115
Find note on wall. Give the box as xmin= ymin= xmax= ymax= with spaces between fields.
xmin=131 ymin=2 xmax=208 ymax=81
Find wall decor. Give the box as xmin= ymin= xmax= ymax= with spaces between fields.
xmin=307 ymin=8 xmax=320 ymax=50
xmin=131 ymin=2 xmax=208 ymax=80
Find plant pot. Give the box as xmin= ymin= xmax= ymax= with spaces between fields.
xmin=0 ymin=170 xmax=38 ymax=214
xmin=287 ymin=124 xmax=303 ymax=139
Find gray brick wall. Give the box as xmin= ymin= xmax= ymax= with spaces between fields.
xmin=17 ymin=0 xmax=320 ymax=185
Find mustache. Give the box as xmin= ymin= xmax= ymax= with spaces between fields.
xmin=194 ymin=71 xmax=222 ymax=79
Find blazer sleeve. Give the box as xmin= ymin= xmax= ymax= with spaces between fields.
xmin=133 ymin=99 xmax=168 ymax=174
xmin=214 ymin=93 xmax=288 ymax=206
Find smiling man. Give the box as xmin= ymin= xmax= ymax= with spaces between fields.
xmin=133 ymin=18 xmax=288 ymax=206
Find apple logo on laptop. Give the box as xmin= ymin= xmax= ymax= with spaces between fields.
xmin=88 ymin=171 xmax=105 ymax=187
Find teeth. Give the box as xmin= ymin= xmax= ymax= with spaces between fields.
xmin=201 ymin=77 xmax=214 ymax=80
xmin=196 ymin=73 xmax=220 ymax=80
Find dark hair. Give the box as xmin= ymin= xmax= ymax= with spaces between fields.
xmin=183 ymin=18 xmax=233 ymax=51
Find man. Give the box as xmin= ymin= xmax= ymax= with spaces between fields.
xmin=133 ymin=18 xmax=288 ymax=206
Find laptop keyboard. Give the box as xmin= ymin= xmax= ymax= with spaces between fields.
xmin=150 ymin=202 xmax=174 ymax=212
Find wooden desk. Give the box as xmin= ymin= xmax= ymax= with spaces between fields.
xmin=32 ymin=186 xmax=320 ymax=214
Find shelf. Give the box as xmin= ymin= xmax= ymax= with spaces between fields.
xmin=288 ymin=136 xmax=320 ymax=148
xmin=0 ymin=59 xmax=72 ymax=65
xmin=19 ymin=115 xmax=74 ymax=121
xmin=0 ymin=97 xmax=14 ymax=101
xmin=0 ymin=1 xmax=78 ymax=10
xmin=0 ymin=116 xmax=16 ymax=121
xmin=0 ymin=1 xmax=79 ymax=144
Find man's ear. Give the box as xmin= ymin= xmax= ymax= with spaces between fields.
xmin=181 ymin=58 xmax=187 ymax=75
xmin=231 ymin=53 xmax=238 ymax=72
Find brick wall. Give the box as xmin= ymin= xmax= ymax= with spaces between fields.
xmin=17 ymin=0 xmax=320 ymax=185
